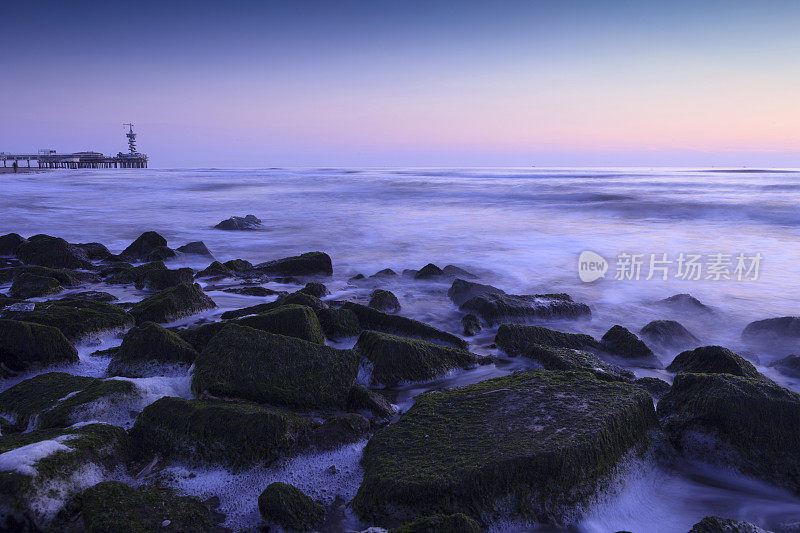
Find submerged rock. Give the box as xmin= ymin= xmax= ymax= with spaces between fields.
xmin=369 ymin=289 xmax=401 ymax=314
xmin=0 ymin=320 xmax=78 ymax=376
xmin=447 ymin=279 xmax=505 ymax=307
xmin=524 ymin=344 xmax=634 ymax=382
xmin=666 ymin=346 xmax=766 ymax=381
xmin=688 ymin=516 xmax=768 ymax=533
xmin=742 ymin=316 xmax=800 ymax=342
xmin=196 ymin=261 xmax=234 ymax=278
xmin=414 ymin=263 xmax=444 ymax=279
xmin=129 ymin=283 xmax=216 ymax=324
xmin=658 ymin=373 xmax=800 ymax=495
xmin=8 ymin=272 xmax=62 ymax=299
xmin=495 ymin=324 xmax=601 ymax=357
xmin=192 ymin=323 xmax=359 ymax=408
xmin=769 ymin=354 xmax=800 ymax=378
xmin=214 ymin=214 xmax=262 ymax=230
xmin=461 ymin=313 xmax=481 ymax=336
xmin=238 ymin=304 xmax=325 ymax=344
xmin=442 ymin=265 xmax=477 ymax=279
xmin=107 ymin=321 xmax=199 ymax=377
xmin=0 ymin=233 xmax=25 ymax=256
xmin=347 ymin=385 xmax=396 ymax=419
xmin=3 ymin=299 xmax=133 ymax=341
xmin=298 ymin=281 xmax=330 ymax=298
xmin=389 ymin=513 xmax=481 ymax=533
xmin=176 ymin=240 xmax=213 ymax=256
xmin=370 ymin=268 xmax=397 ymax=279
xmin=640 ymin=320 xmax=700 ymax=349
xmin=355 ymin=330 xmax=482 ymax=386
xmin=15 ymin=234 xmax=91 ymax=270
xmin=253 ymin=251 xmax=333 ymax=277
xmin=352 ymin=370 xmax=657 ymax=525
xmin=656 ymin=293 xmax=715 ymax=315
xmin=258 ymin=482 xmax=324 ymax=532
xmin=315 ymin=307 xmax=361 ymax=340
xmin=118 ymin=231 xmax=168 ymax=262
xmin=222 ymin=286 xmax=278 ymax=297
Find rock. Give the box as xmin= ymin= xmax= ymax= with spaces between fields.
xmin=105 ymin=260 xmax=167 ymax=285
xmin=238 ymin=304 xmax=325 ymax=344
xmin=447 ymin=279 xmax=506 ymax=306
xmin=347 ymin=385 xmax=396 ymax=419
xmin=196 ymin=261 xmax=234 ymax=278
xmin=389 ymin=513 xmax=481 ymax=533
xmin=222 ymin=286 xmax=278 ymax=297
xmin=656 ymin=293 xmax=714 ymax=315
xmin=633 ymin=377 xmax=671 ymax=399
xmin=176 ymin=241 xmax=213 ymax=256
xmin=657 ymin=373 xmax=800 ymax=494
xmin=460 ymin=292 xmax=590 ymax=326
xmin=640 ymin=320 xmax=700 ymax=349
xmin=78 ymin=481 xmax=223 ymax=532
xmin=342 ymin=302 xmax=468 ymax=350
xmin=97 ymin=261 xmax=134 ymax=278
xmin=3 ymin=299 xmax=133 ymax=341
xmin=258 ymin=482 xmax=324 ymax=532
xmin=601 ymin=325 xmax=655 ymax=359
xmin=0 ymin=372 xmax=137 ymax=431
xmin=129 ymin=283 xmax=216 ymax=324
xmin=74 ymin=242 xmax=113 ymax=261
xmin=309 ymin=413 xmax=371 ymax=450
xmin=63 ymin=290 xmax=118 ymax=302
xmin=174 ymin=322 xmax=228 ymax=352
xmin=129 ymin=397 xmax=319 ymax=466
xmin=118 ymin=231 xmax=168 ymax=261
xmin=0 ymin=233 xmax=25 ymax=256
xmin=356 ymin=330 xmax=481 ymax=386
xmin=15 ymin=234 xmax=91 ymax=269
xmin=769 ymin=354 xmax=800 ymax=378
xmin=688 ymin=516 xmax=768 ymax=533
xmin=141 ymin=245 xmax=176 ymax=262
xmin=2 ymin=265 xmax=84 ymax=287
xmin=0 ymin=423 xmax=128 ymax=530
xmin=742 ymin=316 xmax=800 ymax=342
xmin=192 ymin=323 xmax=359 ymax=408
xmin=349 ymin=273 xmax=366 ymax=282
xmin=214 ymin=214 xmax=262 ymax=230
xmin=0 ymin=320 xmax=78 ymax=376
xmin=369 ymin=289 xmax=401 ymax=313
xmin=299 ymin=282 xmax=330 ymax=298
xmin=442 ymin=265 xmax=477 ymax=279
xmin=352 ymin=370 xmax=657 ymax=524
xmin=0 ymin=301 xmax=33 ymax=314
xmin=223 ymin=258 xmax=253 ymax=272
xmin=253 ymin=251 xmax=333 ymax=277
xmin=370 ymin=268 xmax=397 ymax=278
xmin=414 ymin=263 xmax=444 ymax=279
xmin=220 ymin=291 xmax=326 ymax=320
xmin=524 ymin=344 xmax=634 ymax=382
xmin=666 ymin=346 xmax=766 ymax=381
xmin=315 ymin=307 xmax=361 ymax=340
xmin=9 ymin=272 xmax=62 ymax=298
xmin=107 ymin=322 xmax=199 ymax=377
xmin=461 ymin=313 xmax=481 ymax=336
xmin=494 ymin=324 xmax=601 ymax=357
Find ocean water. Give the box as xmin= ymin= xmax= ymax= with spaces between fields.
xmin=3 ymin=167 xmax=800 ymax=531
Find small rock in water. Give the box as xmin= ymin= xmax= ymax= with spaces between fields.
xmin=214 ymin=214 xmax=262 ymax=230
xmin=176 ymin=241 xmax=213 ymax=256
xmin=461 ymin=313 xmax=481 ymax=336
xmin=161 ymin=519 xmax=171 ymax=527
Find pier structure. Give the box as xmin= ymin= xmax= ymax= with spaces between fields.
xmin=0 ymin=124 xmax=148 ymax=169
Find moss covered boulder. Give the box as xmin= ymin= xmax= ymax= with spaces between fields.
xmin=352 ymin=370 xmax=657 ymax=525
xmin=4 ymin=298 xmax=134 ymax=340
xmin=356 ymin=330 xmax=481 ymax=386
xmin=414 ymin=263 xmax=444 ymax=279
xmin=666 ymin=346 xmax=766 ymax=381
xmin=688 ymin=516 xmax=767 ymax=533
xmin=78 ymin=480 xmax=223 ymax=533
xmin=389 ymin=513 xmax=481 ymax=533
xmin=107 ymin=322 xmax=199 ymax=377
xmin=8 ymin=272 xmax=63 ymax=299
xmin=460 ymin=292 xmax=590 ymax=326
xmin=634 ymin=377 xmax=671 ymax=399
xmin=299 ymin=281 xmax=329 ymax=298
xmin=342 ymin=302 xmax=467 ymax=350
xmin=0 ymin=233 xmax=25 ymax=256
xmin=658 ymin=373 xmax=800 ymax=494
xmin=192 ymin=323 xmax=359 ymax=408
xmin=315 ymin=307 xmax=361 ymax=340
xmin=601 ymin=325 xmax=655 ymax=359
xmin=174 ymin=321 xmax=228 ymax=352
xmin=219 ymin=291 xmax=326 ymax=320
xmin=495 ymin=324 xmax=601 ymax=357
xmin=141 ymin=245 xmax=176 ymax=262
xmin=347 ymin=385 xmax=396 ymax=419
xmin=3 ymin=265 xmax=84 ymax=287
xmin=769 ymin=354 xmax=800 ymax=379
xmin=461 ymin=313 xmax=481 ymax=336
xmin=0 ymin=319 xmax=78 ymax=374
xmin=0 ymin=372 xmax=137 ymax=432
xmin=640 ymin=320 xmax=700 ymax=349
xmin=253 ymin=251 xmax=333 ymax=277
xmin=0 ymin=423 xmax=128 ymax=530
xmin=176 ymin=240 xmax=213 ymax=257
xmin=238 ymin=304 xmax=325 ymax=344
xmin=223 ymin=258 xmax=252 ymax=272
xmin=258 ymin=482 xmax=324 ymax=532
xmin=129 ymin=283 xmax=216 ymax=324
xmin=118 ymin=231 xmax=168 ymax=262
xmin=369 ymin=289 xmax=401 ymax=314
xmin=524 ymin=344 xmax=634 ymax=382
xmin=15 ymin=234 xmax=91 ymax=270
xmin=106 ymin=261 xmax=192 ymax=290
xmin=196 ymin=261 xmax=233 ymax=278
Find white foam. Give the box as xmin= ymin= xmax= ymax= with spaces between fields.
xmin=0 ymin=436 xmax=72 ymax=476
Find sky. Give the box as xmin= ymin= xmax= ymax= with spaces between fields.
xmin=2 ymin=0 xmax=800 ymax=167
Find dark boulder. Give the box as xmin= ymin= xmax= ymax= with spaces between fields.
xmin=238 ymin=304 xmax=325 ymax=344
xmin=222 ymin=286 xmax=279 ymax=297
xmin=601 ymin=325 xmax=655 ymax=359
xmin=196 ymin=261 xmax=234 ymax=278
xmin=442 ymin=265 xmax=477 ymax=279
xmin=349 ymin=273 xmax=366 ymax=282
xmin=460 ymin=292 xmax=591 ymax=326
xmin=63 ymin=290 xmax=118 ymax=302
xmin=370 ymin=268 xmax=397 ymax=278
xmin=524 ymin=344 xmax=634 ymax=382
xmin=3 ymin=299 xmax=133 ymax=340
xmin=0 ymin=319 xmax=78 ymax=375
xmin=666 ymin=346 xmax=766 ymax=381
xmin=219 ymin=291 xmax=326 ymax=320
xmin=769 ymin=354 xmax=800 ymax=378
xmin=461 ymin=313 xmax=481 ymax=336
xmin=640 ymin=320 xmax=700 ymax=349
xmin=347 ymin=385 xmax=396 ymax=419
xmin=74 ymin=242 xmax=113 ymax=261
xmin=1 ymin=265 xmax=81 ymax=286
xmin=634 ymin=377 xmax=671 ymax=399
xmin=176 ymin=241 xmax=213 ymax=256
xmin=141 ymin=245 xmax=176 ymax=262
xmin=656 ymin=293 xmax=714 ymax=314
xmin=174 ymin=321 xmax=228 ymax=353
xmin=298 ymin=281 xmax=330 ymax=298
xmin=688 ymin=516 xmax=767 ymax=533
xmin=315 ymin=307 xmax=361 ymax=340
xmin=414 ymin=263 xmax=444 ymax=279
xmin=742 ymin=316 xmax=800 ymax=342
xmin=495 ymin=324 xmax=601 ymax=357
xmin=214 ymin=214 xmax=262 ymax=230
xmin=107 ymin=321 xmax=199 ymax=377
xmin=129 ymin=283 xmax=215 ymax=324
xmin=258 ymin=482 xmax=324 ymax=532
xmin=118 ymin=231 xmax=168 ymax=262
xmin=447 ymin=279 xmax=505 ymax=306
xmin=223 ymin=258 xmax=253 ymax=272
xmin=253 ymin=251 xmax=333 ymax=277
xmin=390 ymin=513 xmax=481 ymax=533
xmin=15 ymin=234 xmax=91 ymax=269
xmin=0 ymin=233 xmax=25 ymax=256
xmin=8 ymin=272 xmax=62 ymax=298
xmin=306 ymin=413 xmax=370 ymax=450
xmin=368 ymin=289 xmax=401 ymax=313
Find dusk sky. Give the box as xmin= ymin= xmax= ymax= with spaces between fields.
xmin=3 ymin=0 xmax=799 ymax=167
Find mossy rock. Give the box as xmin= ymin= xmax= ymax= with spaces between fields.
xmin=219 ymin=291 xmax=326 ymax=320
xmin=347 ymin=385 xmax=396 ymax=419
xmin=356 ymin=330 xmax=480 ymax=386
xmin=0 ymin=372 xmax=137 ymax=432
xmin=15 ymin=234 xmax=91 ymax=270
xmin=769 ymin=354 xmax=800 ymax=379
xmin=3 ymin=265 xmax=83 ymax=286
xmin=315 ymin=307 xmax=361 ymax=340
xmin=371 ymin=268 xmax=397 ymax=279
xmin=0 ymin=233 xmax=25 ymax=256
xmin=4 ymin=298 xmax=134 ymax=341
xmin=192 ymin=323 xmax=359 ymax=408
xmin=352 ymin=370 xmax=657 ymax=525
xmin=369 ymin=289 xmax=401 ymax=313
xmin=601 ymin=325 xmax=655 ymax=359
xmin=78 ymin=480 xmax=223 ymax=533
xmin=174 ymin=321 xmax=228 ymax=352
xmin=129 ymin=397 xmax=319 ymax=466
xmin=742 ymin=316 xmax=800 ymax=342
xmin=461 ymin=313 xmax=481 ymax=336
xmin=106 ymin=261 xmax=192 ymax=290
xmin=118 ymin=231 xmax=168 ymax=262
xmin=0 ymin=319 xmax=78 ymax=374
xmin=8 ymin=272 xmax=62 ymax=299
xmin=524 ymin=343 xmax=634 ymax=382
xmin=389 ymin=513 xmax=481 ymax=533
xmin=460 ymin=292 xmax=590 ymax=326
xmin=258 ymin=482 xmax=324 ymax=531
xmin=495 ymin=324 xmax=601 ymax=357
xmin=414 ymin=263 xmax=444 ymax=279
xmin=299 ymin=282 xmax=329 ymax=298
xmin=238 ymin=304 xmax=325 ymax=344
xmin=107 ymin=322 xmax=198 ymax=377
xmin=222 ymin=286 xmax=278 ymax=297
xmin=342 ymin=302 xmax=467 ymax=350
xmin=105 ymin=260 xmax=165 ymax=284
xmin=196 ymin=261 xmax=233 ymax=278
xmin=129 ymin=283 xmax=216 ymax=324
xmin=656 ymin=293 xmax=715 ymax=315
xmin=688 ymin=516 xmax=767 ymax=533
xmin=308 ymin=413 xmax=371 ymax=450
xmin=176 ymin=241 xmax=213 ymax=256
xmin=658 ymin=373 xmax=800 ymax=494
xmin=640 ymin=320 xmax=700 ymax=349
xmin=141 ymin=245 xmax=176 ymax=262
xmin=666 ymin=346 xmax=767 ymax=382
xmin=222 ymin=258 xmax=252 ymax=272
xmin=74 ymin=242 xmax=113 ymax=261
xmin=0 ymin=423 xmax=128 ymax=530
xmin=253 ymin=251 xmax=333 ymax=276
xmin=633 ymin=377 xmax=671 ymax=399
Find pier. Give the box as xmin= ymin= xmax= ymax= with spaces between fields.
xmin=1 ymin=124 xmax=148 ymax=169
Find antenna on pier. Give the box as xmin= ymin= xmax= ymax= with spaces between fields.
xmin=123 ymin=123 xmax=137 ymax=155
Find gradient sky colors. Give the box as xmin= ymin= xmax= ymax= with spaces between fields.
xmin=2 ymin=1 xmax=799 ymax=167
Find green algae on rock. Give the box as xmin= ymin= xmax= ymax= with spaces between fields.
xmin=495 ymin=324 xmax=601 ymax=357
xmin=524 ymin=343 xmax=634 ymax=382
xmin=666 ymin=345 xmax=767 ymax=381
xmin=0 ymin=319 xmax=78 ymax=375
xmin=258 ymin=482 xmax=324 ymax=532
xmin=3 ymin=298 xmax=134 ymax=341
xmin=640 ymin=320 xmax=700 ymax=349
xmin=369 ymin=289 xmax=401 ymax=313
xmin=8 ymin=272 xmax=63 ymax=299
xmin=118 ymin=231 xmax=168 ymax=262
xmin=219 ymin=291 xmax=326 ymax=320
xmin=601 ymin=325 xmax=655 ymax=359
xmin=196 ymin=260 xmax=234 ymax=278
xmin=389 ymin=512 xmax=481 ymax=533
xmin=347 ymin=385 xmax=396 ymax=419
xmin=315 ymin=307 xmax=361 ymax=340
xmin=253 ymin=251 xmax=333 ymax=277
xmin=174 ymin=321 xmax=228 ymax=353
xmin=352 ymin=370 xmax=657 ymax=525
xmin=15 ymin=234 xmax=91 ymax=270
xmin=237 ymin=304 xmax=325 ymax=344
xmin=688 ymin=515 xmax=768 ymax=533
xmin=107 ymin=322 xmax=198 ymax=377
xmin=129 ymin=283 xmax=216 ymax=324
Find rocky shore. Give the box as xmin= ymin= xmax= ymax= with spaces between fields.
xmin=0 ymin=230 xmax=798 ymax=532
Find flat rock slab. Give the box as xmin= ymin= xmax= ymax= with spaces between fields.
xmin=353 ymin=370 xmax=657 ymax=525
xmin=2 ymin=299 xmax=133 ymax=341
